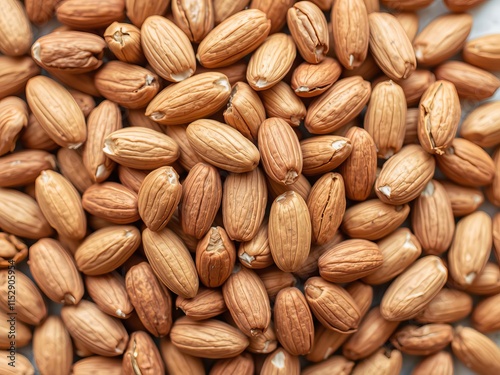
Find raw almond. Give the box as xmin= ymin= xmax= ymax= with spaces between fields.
xmin=390 ymin=324 xmax=453 ymax=356
xmin=412 ymin=351 xmax=453 ymax=375
xmin=247 ymin=321 xmax=278 ymax=354
xmin=398 ymin=69 xmax=436 ymax=107
xmin=302 ymin=356 xmax=355 ymax=375
xmin=259 ymin=81 xmax=306 ymax=127
xmin=267 ymin=173 xmax=312 ymax=202
xmin=33 ymin=316 xmax=72 ymax=375
xmin=213 ymin=0 xmax=249 ymax=24
xmin=463 ymin=34 xmax=500 ymax=71
xmin=381 ymin=256 xmax=448 ymax=321
xmin=85 ymin=272 xmax=133 ymax=319
xmin=250 ymin=0 xmax=294 ymax=34
xmin=176 ymin=287 xmax=227 ymax=321
xmin=0 ymin=150 xmax=56 ymax=187
xmin=351 ymin=348 xmax=402 ymax=375
xmin=122 ymin=331 xmax=164 ymax=375
xmin=375 ymin=144 xmax=436 ymax=205
xmin=238 ymin=220 xmax=273 ymax=269
xmin=165 ymin=125 xmax=204 ymax=171
xmin=460 ymin=101 xmax=500 ymax=148
xmin=104 ymin=22 xmax=145 ymax=64
xmin=0 ymin=56 xmax=40 ymax=99
xmin=172 ymin=0 xmax=214 ymax=43
xmin=300 ymin=136 xmax=352 ymax=176
xmin=56 ymin=0 xmax=125 ymax=29
xmin=72 ymin=357 xmax=123 ymax=375
xmin=0 ymin=96 xmax=28 ymax=156
xmin=125 ymin=0 xmax=169 ymax=27
xmin=0 ymin=0 xmax=32 ymax=56
xmin=160 ymin=337 xmax=205 ymax=375
xmin=291 ymin=57 xmax=342 ymax=97
xmin=395 ymin=12 xmax=419 ymax=41
xmin=415 ymin=288 xmax=473 ymax=324
xmin=210 ymin=353 xmax=254 ymax=375
xmin=257 ymin=266 xmax=297 ymax=301
xmin=471 ymin=292 xmax=500 ymax=333
xmin=260 ymin=347 xmax=300 ymax=375
xmin=441 ymin=180 xmax=484 ymax=217
xmin=57 ymin=148 xmax=94 ymax=194
xmin=20 ymin=113 xmax=58 ymax=152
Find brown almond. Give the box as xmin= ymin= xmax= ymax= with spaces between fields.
xmin=472 ymin=292 xmax=500 ymax=333
xmin=0 ymin=150 xmax=56 ymax=188
xmin=72 ymin=357 xmax=123 ymax=375
xmin=291 ymin=57 xmax=342 ymax=98
xmin=257 ymin=266 xmax=297 ymax=301
xmin=176 ymin=287 xmax=227 ymax=321
xmin=57 ymin=148 xmax=94 ymax=194
xmin=351 ymin=348 xmax=403 ymax=375
xmin=85 ymin=272 xmax=133 ymax=319
xmin=301 ymin=136 xmax=352 ymax=176
xmin=398 ymin=69 xmax=436 ymax=107
xmin=56 ymin=0 xmax=125 ymax=29
xmin=460 ymin=101 xmax=500 ymax=148
xmin=463 ymin=34 xmax=500 ymax=71
xmin=441 ymin=180 xmax=484 ymax=217
xmin=104 ymin=22 xmax=145 ymax=64
xmin=259 ymin=81 xmax=306 ymax=127
xmin=413 ymin=351 xmax=453 ymax=375
xmin=415 ymin=288 xmax=473 ymax=324
xmin=172 ymin=0 xmax=214 ymax=43
xmin=0 ymin=56 xmax=40 ymax=99
xmin=238 ymin=220 xmax=273 ymax=269
xmin=210 ymin=353 xmax=254 ymax=375
xmin=260 ymin=348 xmax=300 ymax=375
xmin=160 ymin=337 xmax=205 ymax=375
xmin=302 ymin=355 xmax=355 ymax=375
xmin=122 ymin=331 xmax=164 ymax=375
xmin=33 ymin=316 xmax=72 ymax=375
xmin=250 ymin=0 xmax=294 ymax=34
xmin=0 ymin=0 xmax=32 ymax=56
xmin=125 ymin=0 xmax=169 ymax=27
xmin=390 ymin=324 xmax=453 ymax=356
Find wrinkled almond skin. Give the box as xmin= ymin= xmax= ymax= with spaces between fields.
xmin=172 ymin=0 xmax=214 ymax=43
xmin=472 ymin=293 xmax=500 ymax=333
xmin=146 ymin=72 xmax=231 ymax=123
xmin=375 ymin=144 xmax=436 ymax=205
xmin=436 ymin=138 xmax=495 ymax=187
xmin=35 ymin=170 xmax=87 ymax=240
xmin=341 ymin=199 xmax=410 ymax=241
xmin=362 ymin=228 xmax=422 ymax=285
xmin=187 ymin=119 xmax=260 ymax=173
xmin=26 ymin=76 xmax=86 ymax=148
xmin=463 ymin=34 xmax=500 ymax=71
xmin=142 ymin=228 xmax=199 ymax=298
xmin=364 ymin=80 xmax=407 ymax=159
xmin=274 ymin=287 xmax=314 ymax=356
xmin=307 ymin=173 xmax=346 ymax=245
xmin=259 ymin=81 xmax=306 ymax=127
xmin=210 ymin=353 xmax=254 ymax=375
xmin=412 ymin=180 xmax=455 ymax=255
xmin=0 ymin=0 xmax=32 ymax=56
xmin=0 ymin=150 xmax=56 ymax=188
xmin=332 ymin=0 xmax=369 ymax=69
xmin=250 ymin=0 xmax=294 ymax=34
xmin=223 ymin=265 xmax=271 ymax=337
xmin=33 ymin=316 xmax=72 ymax=375
xmin=32 ymin=31 xmax=106 ymax=73
xmin=258 ymin=117 xmax=303 ymax=185
xmin=56 ymin=0 xmax=125 ymax=29
xmin=301 ymin=136 xmax=352 ymax=176
xmin=318 ymin=239 xmax=383 ymax=283
xmin=413 ymin=351 xmax=453 ymax=375
xmin=452 ymin=326 xmax=500 ymax=375
xmin=390 ymin=324 xmax=453 ymax=356
xmin=57 ymin=148 xmax=94 ymax=194
xmin=61 ymin=300 xmax=129 ymax=357
xmin=351 ymin=348 xmax=403 ymax=375
xmin=368 ymin=12 xmax=416 ymax=80
xmin=247 ymin=33 xmax=296 ymax=91
xmin=141 ymin=15 xmax=196 ymax=82
xmin=0 ymin=56 xmax=40 ymax=99
xmin=165 ymin=125 xmax=204 ymax=171
xmin=75 ymin=226 xmax=141 ymax=275
xmin=95 ymin=61 xmax=160 ymax=109
xmin=104 ymin=22 xmax=145 ymax=64
xmin=0 ymin=96 xmax=28 ymax=156
xmin=181 ymin=163 xmax=222 ymax=239
xmin=170 ymin=317 xmax=249 ymax=359
xmin=198 ymin=9 xmax=271 ymax=68
xmin=448 ymin=211 xmax=492 ymax=287
xmin=238 ymin=220 xmax=273 ymax=269
xmin=196 ymin=227 xmax=236 ymax=288
xmin=72 ymin=357 xmax=123 ymax=375
xmin=247 ymin=321 xmax=278 ymax=354
xmin=269 ymin=191 xmax=312 ymax=272
xmin=305 ymin=77 xmax=371 ymax=134
xmin=287 ymin=1 xmax=328 ymax=63
xmin=138 ymin=167 xmax=182 ymax=231
xmin=413 ymin=13 xmax=472 ymax=66
xmin=260 ymin=347 xmax=300 ymax=375
xmin=418 ymin=80 xmax=461 ymax=155
xmin=461 ymin=101 xmax=500 ymax=148
xmin=85 ymin=272 xmax=134 ymax=319
xmin=123 ymin=331 xmax=164 ymax=375
xmin=291 ymin=57 xmax=342 ymax=98
xmin=29 ymin=238 xmax=84 ymax=305
xmin=381 ymin=256 xmax=448 ymax=321
xmin=125 ymin=0 xmax=169 ymax=27
xmin=160 ymin=337 xmax=205 ymax=375
xmin=176 ymin=287 xmax=227 ymax=321
xmin=415 ymin=288 xmax=473 ymax=324
xmin=305 ymin=277 xmax=361 ymax=333
xmin=213 ymin=0 xmax=249 ymax=24
xmin=126 ymin=262 xmax=173 ymax=337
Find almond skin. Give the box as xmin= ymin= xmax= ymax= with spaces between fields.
xmin=463 ymin=34 xmax=500 ymax=71
xmin=0 ymin=150 xmax=56 ymax=188
xmin=176 ymin=287 xmax=227 ymax=321
xmin=300 ymin=136 xmax=352 ymax=176
xmin=172 ymin=0 xmax=214 ymax=43
xmin=415 ymin=288 xmax=473 ymax=324
xmin=0 ymin=0 xmax=32 ymax=57
xmin=56 ymin=0 xmax=125 ymax=29
xmin=291 ymin=57 xmax=342 ymax=98
xmin=460 ymin=101 xmax=500 ymax=148
xmin=413 ymin=351 xmax=453 ymax=375
xmin=122 ymin=331 xmax=165 ymax=375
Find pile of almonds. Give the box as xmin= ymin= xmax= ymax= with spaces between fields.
xmin=1 ymin=0 xmax=500 ymax=374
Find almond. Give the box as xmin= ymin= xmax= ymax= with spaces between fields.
xmin=176 ymin=287 xmax=227 ymax=321
xmin=85 ymin=272 xmax=133 ymax=319
xmin=0 ymin=0 xmax=32 ymax=56
xmin=125 ymin=0 xmax=169 ymax=27
xmin=33 ymin=316 xmax=72 ymax=375
xmin=104 ymin=22 xmax=145 ymax=64
xmin=415 ymin=288 xmax=473 ymax=324
xmin=57 ymin=148 xmax=94 ymax=194
xmin=210 ymin=353 xmax=254 ymax=375
xmin=250 ymin=0 xmax=294 ymax=34
xmin=123 ymin=331 xmax=164 ymax=375
xmin=463 ymin=34 xmax=500 ymax=71
xmin=397 ymin=69 xmax=435 ymax=107
xmin=0 ymin=56 xmax=40 ymax=99
xmin=238 ymin=220 xmax=273 ymax=269
xmin=260 ymin=348 xmax=300 ymax=375
xmin=460 ymin=101 xmax=500 ymax=148
xmin=441 ymin=180 xmax=484 ymax=217
xmin=56 ymin=0 xmax=125 ymax=29
xmin=413 ymin=351 xmax=453 ymax=375
xmin=0 ymin=150 xmax=56 ymax=188
xmin=390 ymin=324 xmax=453 ymax=356
xmin=471 ymin=292 xmax=500 ymax=333
xmin=172 ymin=0 xmax=214 ymax=43
xmin=302 ymin=356 xmax=355 ymax=375
xmin=259 ymin=81 xmax=306 ymax=127
xmin=160 ymin=337 xmax=205 ymax=375
xmin=291 ymin=57 xmax=342 ymax=98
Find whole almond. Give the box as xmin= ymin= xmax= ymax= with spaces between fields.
xmin=331 ymin=0 xmax=369 ymax=69
xmin=463 ymin=34 xmax=500 ymax=71
xmin=213 ymin=0 xmax=249 ymax=24
xmin=250 ymin=0 xmax=294 ymax=34
xmin=368 ymin=12 xmax=416 ymax=80
xmin=0 ymin=232 xmax=28 ymax=268
xmin=26 ymin=76 xmax=86 ymax=148
xmin=223 ymin=265 xmax=271 ymax=337
xmin=85 ymin=272 xmax=133 ymax=319
xmin=258 ymin=117 xmax=303 ymax=185
xmin=210 ymin=353 xmax=254 ymax=375
xmin=291 ymin=57 xmax=342 ymax=97
xmin=319 ymin=239 xmax=383 ymax=283
xmin=413 ymin=351 xmax=453 ymax=375
xmin=0 ymin=96 xmax=28 ymax=156
xmin=142 ymin=227 xmax=199 ymax=298
xmin=260 ymin=348 xmax=300 ymax=375
xmin=95 ymin=61 xmax=160 ymax=109
xmin=0 ymin=56 xmax=40 ymax=99
xmin=0 ymin=0 xmax=32 ymax=56
xmin=435 ymin=60 xmax=500 ymax=100
xmin=454 ymin=262 xmax=500 ymax=296
xmin=165 ymin=125 xmax=204 ymax=171
xmin=71 ymin=357 xmax=123 ymax=375
xmin=471 ymin=292 xmax=500 ymax=333
xmin=170 ymin=317 xmax=249 ymax=358
xmin=300 ymin=136 xmax=352 ymax=176
xmin=118 ymin=166 xmax=149 ymax=194
xmin=104 ymin=22 xmax=145 ymax=64
xmin=172 ymin=0 xmax=214 ymax=43
xmin=238 ymin=220 xmax=273 ymax=269
xmin=305 ymin=77 xmax=371 ymax=134
xmin=395 ymin=12 xmax=419 ymax=41
xmin=341 ymin=199 xmax=410 ymax=240
xmin=381 ymin=256 xmax=448 ymax=321
xmin=123 ymin=331 xmax=164 ymax=375
xmin=147 ymin=73 xmax=229 ymax=125
xmin=287 ymin=1 xmax=328 ymax=63
xmin=452 ymin=326 xmax=500 ymax=375
xmin=274 ymin=287 xmax=314 ymax=355
xmin=56 ymin=0 xmax=125 ymax=29
xmin=75 ymin=226 xmax=141 ymax=275
xmin=138 ymin=167 xmax=182 ymax=231
xmin=0 ymin=150 xmax=56 ymax=188
xmin=267 ymin=173 xmax=312 ymax=202
xmin=247 ymin=33 xmax=296 ymax=91
xmin=412 ymin=180 xmax=455 ymax=255
xmin=460 ymin=101 xmax=500 ymax=148
xmin=125 ymin=0 xmax=169 ymax=27
xmin=198 ymin=9 xmax=270 ymax=68
xmin=57 ymin=148 xmax=94 ymax=194
xmin=448 ymin=211 xmax=492 ymax=286
xmin=141 ymin=15 xmax=196 ymax=82
xmin=436 ymin=138 xmax=495 ymax=187
xmin=0 ymin=351 xmax=34 ymax=375
xmin=362 ymin=228 xmax=422 ymax=285
xmin=196 ymin=226 xmax=236 ymax=288
xmin=0 ymin=269 xmax=47 ymax=325
xmin=351 ymin=348 xmax=402 ymax=375
xmin=20 ymin=113 xmax=57 ymax=152
xmin=375 ymin=144 xmax=436 ymax=205
xmin=257 ymin=266 xmax=297 ymax=301
xmin=415 ymin=288 xmax=473 ymax=324
xmin=187 ymin=119 xmax=260 ymax=173
xmin=390 ymin=324 xmax=453 ymax=356
xmin=33 ymin=316 xmax=72 ymax=375
xmin=103 ymin=127 xmax=179 ymax=169
xmin=269 ymin=191 xmax=311 ymax=272
xmin=160 ymin=337 xmax=205 ymax=375
xmin=176 ymin=287 xmax=227 ymax=321
xmin=61 ymin=300 xmax=129 ymax=356
xmin=29 ymin=238 xmax=84 ymax=305
xmin=31 ymin=31 xmax=106 ymax=73
xmin=397 ymin=69 xmax=436 ymax=107
xmin=0 ymin=188 xmax=53 ymax=239
xmin=259 ymin=81 xmax=306 ymax=127
xmin=441 ymin=180 xmax=484 ymax=217
xmin=413 ymin=13 xmax=472 ymax=66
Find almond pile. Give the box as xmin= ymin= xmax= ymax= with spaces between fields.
xmin=1 ymin=0 xmax=500 ymax=374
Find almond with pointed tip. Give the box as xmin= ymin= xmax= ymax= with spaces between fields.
xmin=104 ymin=22 xmax=145 ymax=64
xmin=413 ymin=351 xmax=453 ymax=375
xmin=123 ymin=331 xmax=165 ymax=375
xmin=415 ymin=288 xmax=473 ymax=324
xmin=460 ymin=101 xmax=500 ymax=148
xmin=33 ymin=316 xmax=72 ymax=375
xmin=463 ymin=34 xmax=500 ymax=71
xmin=0 ymin=0 xmax=32 ymax=57
xmin=171 ymin=0 xmax=213 ymax=43
xmin=301 ymin=136 xmax=352 ymax=176
xmin=176 ymin=287 xmax=227 ymax=321
xmin=85 ymin=272 xmax=133 ymax=319
xmin=0 ymin=150 xmax=56 ymax=188
xmin=259 ymin=81 xmax=306 ymax=127
xmin=250 ymin=0 xmax=294 ymax=33
xmin=390 ymin=324 xmax=453 ymax=356
xmin=291 ymin=57 xmax=342 ymax=98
